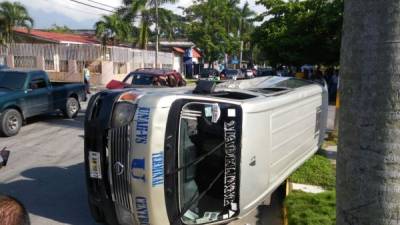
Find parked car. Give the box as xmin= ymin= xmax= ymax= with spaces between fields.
xmin=256 ymin=68 xmax=275 ymax=77
xmin=199 ymin=68 xmax=220 ymax=80
xmin=0 ymin=69 xmax=87 ymax=137
xmin=0 ymin=65 xmax=8 ymax=70
xmin=84 ymin=77 xmax=328 ymax=225
xmin=240 ymin=68 xmax=255 ymax=79
xmin=220 ymin=69 xmax=245 ymax=80
xmin=107 ymin=69 xmax=186 ymax=89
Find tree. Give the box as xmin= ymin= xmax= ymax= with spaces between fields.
xmin=120 ymin=0 xmax=177 ymax=49
xmin=94 ymin=13 xmax=132 ymax=46
xmin=156 ymin=7 xmax=186 ymax=40
xmin=0 ymin=1 xmax=33 ymax=44
xmin=48 ymin=24 xmax=72 ymax=33
xmin=337 ymin=0 xmax=400 ymax=224
xmin=185 ymin=0 xmax=246 ymax=66
xmin=253 ymin=0 xmax=343 ymax=66
xmin=238 ymin=1 xmax=255 ymax=66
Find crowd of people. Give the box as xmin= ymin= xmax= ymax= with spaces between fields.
xmin=274 ymin=65 xmax=340 ymax=103
xmin=300 ymin=67 xmax=339 ymax=102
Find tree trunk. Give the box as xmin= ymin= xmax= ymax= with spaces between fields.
xmin=337 ymin=1 xmax=400 ymax=224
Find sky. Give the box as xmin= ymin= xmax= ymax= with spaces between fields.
xmin=4 ymin=0 xmax=266 ymax=29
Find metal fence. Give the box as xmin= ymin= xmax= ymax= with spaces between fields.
xmin=0 ymin=43 xmax=175 ymax=84
xmin=0 ymin=43 xmax=174 ymax=68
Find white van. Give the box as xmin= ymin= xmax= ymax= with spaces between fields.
xmin=84 ymin=77 xmax=328 ymax=225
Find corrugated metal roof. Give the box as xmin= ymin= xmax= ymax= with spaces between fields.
xmin=14 ymin=28 xmax=99 ymax=45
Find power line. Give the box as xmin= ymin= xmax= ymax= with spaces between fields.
xmin=84 ymin=0 xmax=118 ymax=10
xmin=42 ymin=0 xmax=104 ymax=16
xmin=68 ymin=0 xmax=115 ymax=13
xmin=44 ymin=0 xmax=143 ymax=21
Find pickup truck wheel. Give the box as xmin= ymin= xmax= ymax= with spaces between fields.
xmin=0 ymin=109 xmax=22 ymax=137
xmin=64 ymin=97 xmax=80 ymax=119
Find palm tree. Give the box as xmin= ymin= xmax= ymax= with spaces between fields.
xmin=120 ymin=0 xmax=177 ymax=49
xmin=0 ymin=14 xmax=6 ymax=45
xmin=238 ymin=1 xmax=255 ymax=65
xmin=0 ymin=1 xmax=33 ymax=44
xmin=157 ymin=8 xmax=185 ymax=41
xmin=94 ymin=13 xmax=132 ymax=46
xmin=238 ymin=2 xmax=255 ymax=38
xmin=137 ymin=10 xmax=151 ymax=49
xmin=337 ymin=0 xmax=400 ymax=224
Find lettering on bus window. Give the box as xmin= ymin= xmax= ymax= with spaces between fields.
xmin=224 ymin=120 xmax=237 ymax=209
xmin=135 ymin=197 xmax=149 ymax=225
xmin=131 ymin=158 xmax=146 ymax=182
xmin=136 ymin=108 xmax=150 ymax=144
xmin=152 ymin=152 xmax=164 ymax=186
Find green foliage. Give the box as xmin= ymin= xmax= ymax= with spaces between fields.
xmin=253 ymin=0 xmax=343 ymax=66
xmin=285 ymin=191 xmax=336 ymax=225
xmin=48 ymin=24 xmax=72 ymax=33
xmin=120 ymin=0 xmax=182 ymax=49
xmin=94 ymin=13 xmax=133 ymax=46
xmin=290 ymin=155 xmax=336 ymax=189
xmin=185 ymin=0 xmax=255 ymax=64
xmin=156 ymin=7 xmax=187 ymax=40
xmin=0 ymin=1 xmax=33 ymax=44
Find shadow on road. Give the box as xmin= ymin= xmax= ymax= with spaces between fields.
xmin=229 ymin=185 xmax=284 ymax=225
xmin=0 ymin=163 xmax=98 ymax=225
xmin=25 ymin=111 xmax=86 ymax=130
xmin=255 ymin=186 xmax=284 ymax=225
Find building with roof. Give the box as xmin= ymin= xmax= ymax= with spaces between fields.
xmin=148 ymin=40 xmax=203 ymax=77
xmin=0 ymin=28 xmax=176 ymax=85
xmin=14 ymin=28 xmax=99 ymax=45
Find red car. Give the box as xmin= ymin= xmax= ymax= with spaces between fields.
xmin=106 ymin=69 xmax=186 ymax=89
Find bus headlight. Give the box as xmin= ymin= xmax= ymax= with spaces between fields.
xmin=112 ymin=91 xmax=142 ymax=128
xmin=112 ymin=102 xmax=136 ymax=128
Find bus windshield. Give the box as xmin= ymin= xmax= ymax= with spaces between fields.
xmin=178 ymin=102 xmax=240 ymax=224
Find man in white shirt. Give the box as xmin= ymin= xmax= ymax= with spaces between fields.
xmin=83 ymin=64 xmax=91 ymax=94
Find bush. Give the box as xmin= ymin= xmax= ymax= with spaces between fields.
xmin=285 ymin=191 xmax=336 ymax=225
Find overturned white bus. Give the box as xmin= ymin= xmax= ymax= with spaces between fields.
xmin=84 ymin=77 xmax=328 ymax=225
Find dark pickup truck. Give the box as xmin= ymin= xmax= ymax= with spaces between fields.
xmin=0 ymin=69 xmax=87 ymax=137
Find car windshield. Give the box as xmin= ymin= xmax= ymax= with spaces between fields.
xmin=225 ymin=70 xmax=238 ymax=76
xmin=129 ymin=73 xmax=154 ymax=85
xmin=178 ymin=103 xmax=240 ymax=224
xmin=0 ymin=72 xmax=27 ymax=90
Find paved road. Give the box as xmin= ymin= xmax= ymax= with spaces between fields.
xmin=0 ymin=101 xmax=98 ymax=225
xmin=0 ymin=94 xmax=336 ymax=225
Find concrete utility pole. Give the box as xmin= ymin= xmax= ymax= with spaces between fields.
xmin=155 ymin=0 xmax=159 ymax=69
xmin=239 ymin=40 xmax=244 ymax=68
xmin=337 ymin=1 xmax=400 ymax=224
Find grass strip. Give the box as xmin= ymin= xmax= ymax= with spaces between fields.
xmin=285 ymin=191 xmax=336 ymax=225
xmin=290 ymin=155 xmax=336 ymax=190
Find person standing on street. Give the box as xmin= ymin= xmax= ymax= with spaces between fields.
xmin=83 ymin=63 xmax=91 ymax=94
